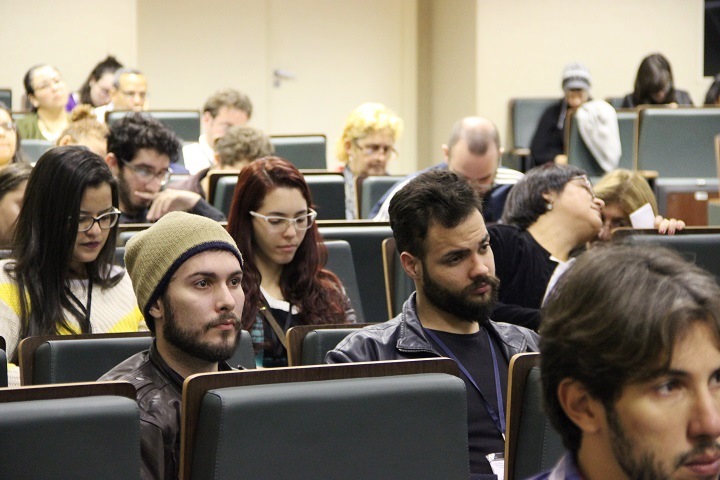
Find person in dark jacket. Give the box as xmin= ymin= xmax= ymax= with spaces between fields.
xmin=101 ymin=211 xmax=245 ymax=480
xmin=621 ymin=53 xmax=693 ymax=108
xmin=326 ymin=170 xmax=538 ymax=479
xmin=530 ymin=62 xmax=592 ymax=167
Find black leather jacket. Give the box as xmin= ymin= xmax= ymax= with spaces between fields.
xmin=100 ymin=341 xmax=232 ymax=480
xmin=326 ymin=292 xmax=539 ymax=364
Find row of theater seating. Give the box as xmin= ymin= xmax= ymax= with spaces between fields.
xmin=0 ymin=329 xmax=556 ymax=478
xmin=509 ymin=102 xmax=720 ymax=179
xmin=0 ymin=356 xmax=470 ymax=480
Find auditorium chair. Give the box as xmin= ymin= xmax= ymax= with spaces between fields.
xmin=505 ymin=353 xmax=564 ymax=480
xmin=270 ymin=134 xmax=327 ymax=170
xmin=285 ymin=323 xmax=373 ymax=366
xmin=180 ymin=358 xmax=467 ymax=480
xmin=0 ymin=381 xmax=141 ymax=479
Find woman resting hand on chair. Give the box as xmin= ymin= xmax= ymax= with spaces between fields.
xmin=226 ymin=156 xmax=356 ymax=367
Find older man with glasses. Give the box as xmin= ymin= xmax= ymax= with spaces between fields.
xmin=105 ymin=112 xmax=225 ymax=223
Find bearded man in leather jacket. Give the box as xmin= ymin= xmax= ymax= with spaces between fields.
xmin=327 ymin=170 xmax=538 ymax=479
xmin=101 ymin=212 xmax=245 ymax=480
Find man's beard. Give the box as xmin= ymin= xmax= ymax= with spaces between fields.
xmin=163 ymin=303 xmax=241 ymax=363
xmin=421 ymin=262 xmax=499 ymax=322
xmin=606 ymin=401 xmax=720 ymax=480
xmin=117 ymin=171 xmax=149 ymax=215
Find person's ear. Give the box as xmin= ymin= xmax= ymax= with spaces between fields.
xmin=400 ymin=251 xmax=422 ymax=280
xmin=148 ymin=297 xmax=165 ymax=323
xmin=441 ymin=144 xmax=450 ymax=162
xmin=28 ymin=94 xmax=39 ymax=109
xmin=57 ymin=135 xmax=73 ymax=147
xmin=105 ymin=152 xmax=120 ymax=175
xmin=557 ymin=378 xmax=605 ymax=434
xmin=542 ymin=190 xmax=556 ymax=205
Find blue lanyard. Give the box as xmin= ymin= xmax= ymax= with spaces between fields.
xmin=424 ymin=327 xmax=506 ymax=441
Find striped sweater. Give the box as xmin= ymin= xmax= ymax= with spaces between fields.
xmin=0 ymin=260 xmax=146 ymax=386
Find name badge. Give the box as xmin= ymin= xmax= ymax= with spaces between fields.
xmin=486 ymin=452 xmax=504 ymax=479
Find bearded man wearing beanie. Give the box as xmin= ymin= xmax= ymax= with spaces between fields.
xmin=101 ymin=211 xmax=245 ymax=480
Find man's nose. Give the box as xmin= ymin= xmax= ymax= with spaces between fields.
xmin=688 ymin=389 xmax=720 ymax=441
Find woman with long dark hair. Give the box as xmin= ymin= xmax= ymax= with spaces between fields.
xmin=621 ymin=53 xmax=693 ymax=107
xmin=0 ymin=146 xmax=145 ymax=385
xmin=226 ymin=156 xmax=356 ymax=367
xmin=70 ymin=55 xmax=123 ymax=110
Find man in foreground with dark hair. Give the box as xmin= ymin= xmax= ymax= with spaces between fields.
xmin=326 ymin=170 xmax=538 ymax=479
xmin=101 ymin=211 xmax=245 ymax=480
xmin=532 ymin=244 xmax=720 ymax=480
xmin=105 ymin=112 xmax=225 ymax=223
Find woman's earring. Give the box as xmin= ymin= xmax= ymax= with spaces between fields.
xmin=546 ymin=202 xmax=553 ymax=211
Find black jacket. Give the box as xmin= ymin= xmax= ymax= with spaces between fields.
xmin=100 ymin=342 xmax=232 ymax=480
xmin=326 ymin=292 xmax=539 ymax=366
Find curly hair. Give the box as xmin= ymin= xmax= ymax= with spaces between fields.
xmin=214 ymin=126 xmax=273 ymax=168
xmin=58 ymin=105 xmax=109 ymax=145
xmin=203 ymin=88 xmax=253 ymax=118
xmin=335 ymin=102 xmax=403 ymax=164
xmin=106 ymin=112 xmax=180 ymax=163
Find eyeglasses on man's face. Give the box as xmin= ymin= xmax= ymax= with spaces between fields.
xmin=77 ymin=208 xmax=121 ymax=232
xmin=120 ymin=159 xmax=172 ymax=186
xmin=249 ymin=209 xmax=318 ymax=232
xmin=0 ymin=122 xmax=16 ymax=133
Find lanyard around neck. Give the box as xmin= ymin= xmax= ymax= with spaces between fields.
xmin=424 ymin=327 xmax=506 ymax=441
xmin=67 ymin=281 xmax=93 ymax=327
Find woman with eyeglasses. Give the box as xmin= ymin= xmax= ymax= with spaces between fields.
xmin=0 ymin=146 xmax=145 ymax=386
xmin=68 ymin=55 xmax=123 ymax=111
xmin=0 ymin=103 xmax=25 ymax=167
xmin=488 ymin=164 xmax=605 ymax=331
xmin=227 ymin=156 xmax=356 ymax=367
xmin=621 ymin=53 xmax=693 ymax=108
xmin=17 ymin=64 xmax=70 ymax=142
xmin=336 ymin=102 xmax=403 ymax=219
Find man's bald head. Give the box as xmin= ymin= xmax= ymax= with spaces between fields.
xmin=443 ymin=117 xmax=501 ymax=197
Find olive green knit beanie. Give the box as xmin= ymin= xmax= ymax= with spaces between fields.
xmin=124 ymin=211 xmax=243 ymax=330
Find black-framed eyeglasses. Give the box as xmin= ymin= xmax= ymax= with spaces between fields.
xmin=120 ymin=159 xmax=172 ymax=186
xmin=76 ymin=208 xmax=121 ymax=232
xmin=353 ymin=140 xmax=397 ymax=157
xmin=0 ymin=122 xmax=16 ymax=133
xmin=249 ymin=209 xmax=318 ymax=232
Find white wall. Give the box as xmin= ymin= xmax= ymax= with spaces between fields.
xmin=473 ymin=0 xmax=707 ymax=150
xmin=0 ymin=0 xmax=137 ymax=110
xmin=1 ymin=0 xmax=711 ymax=173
